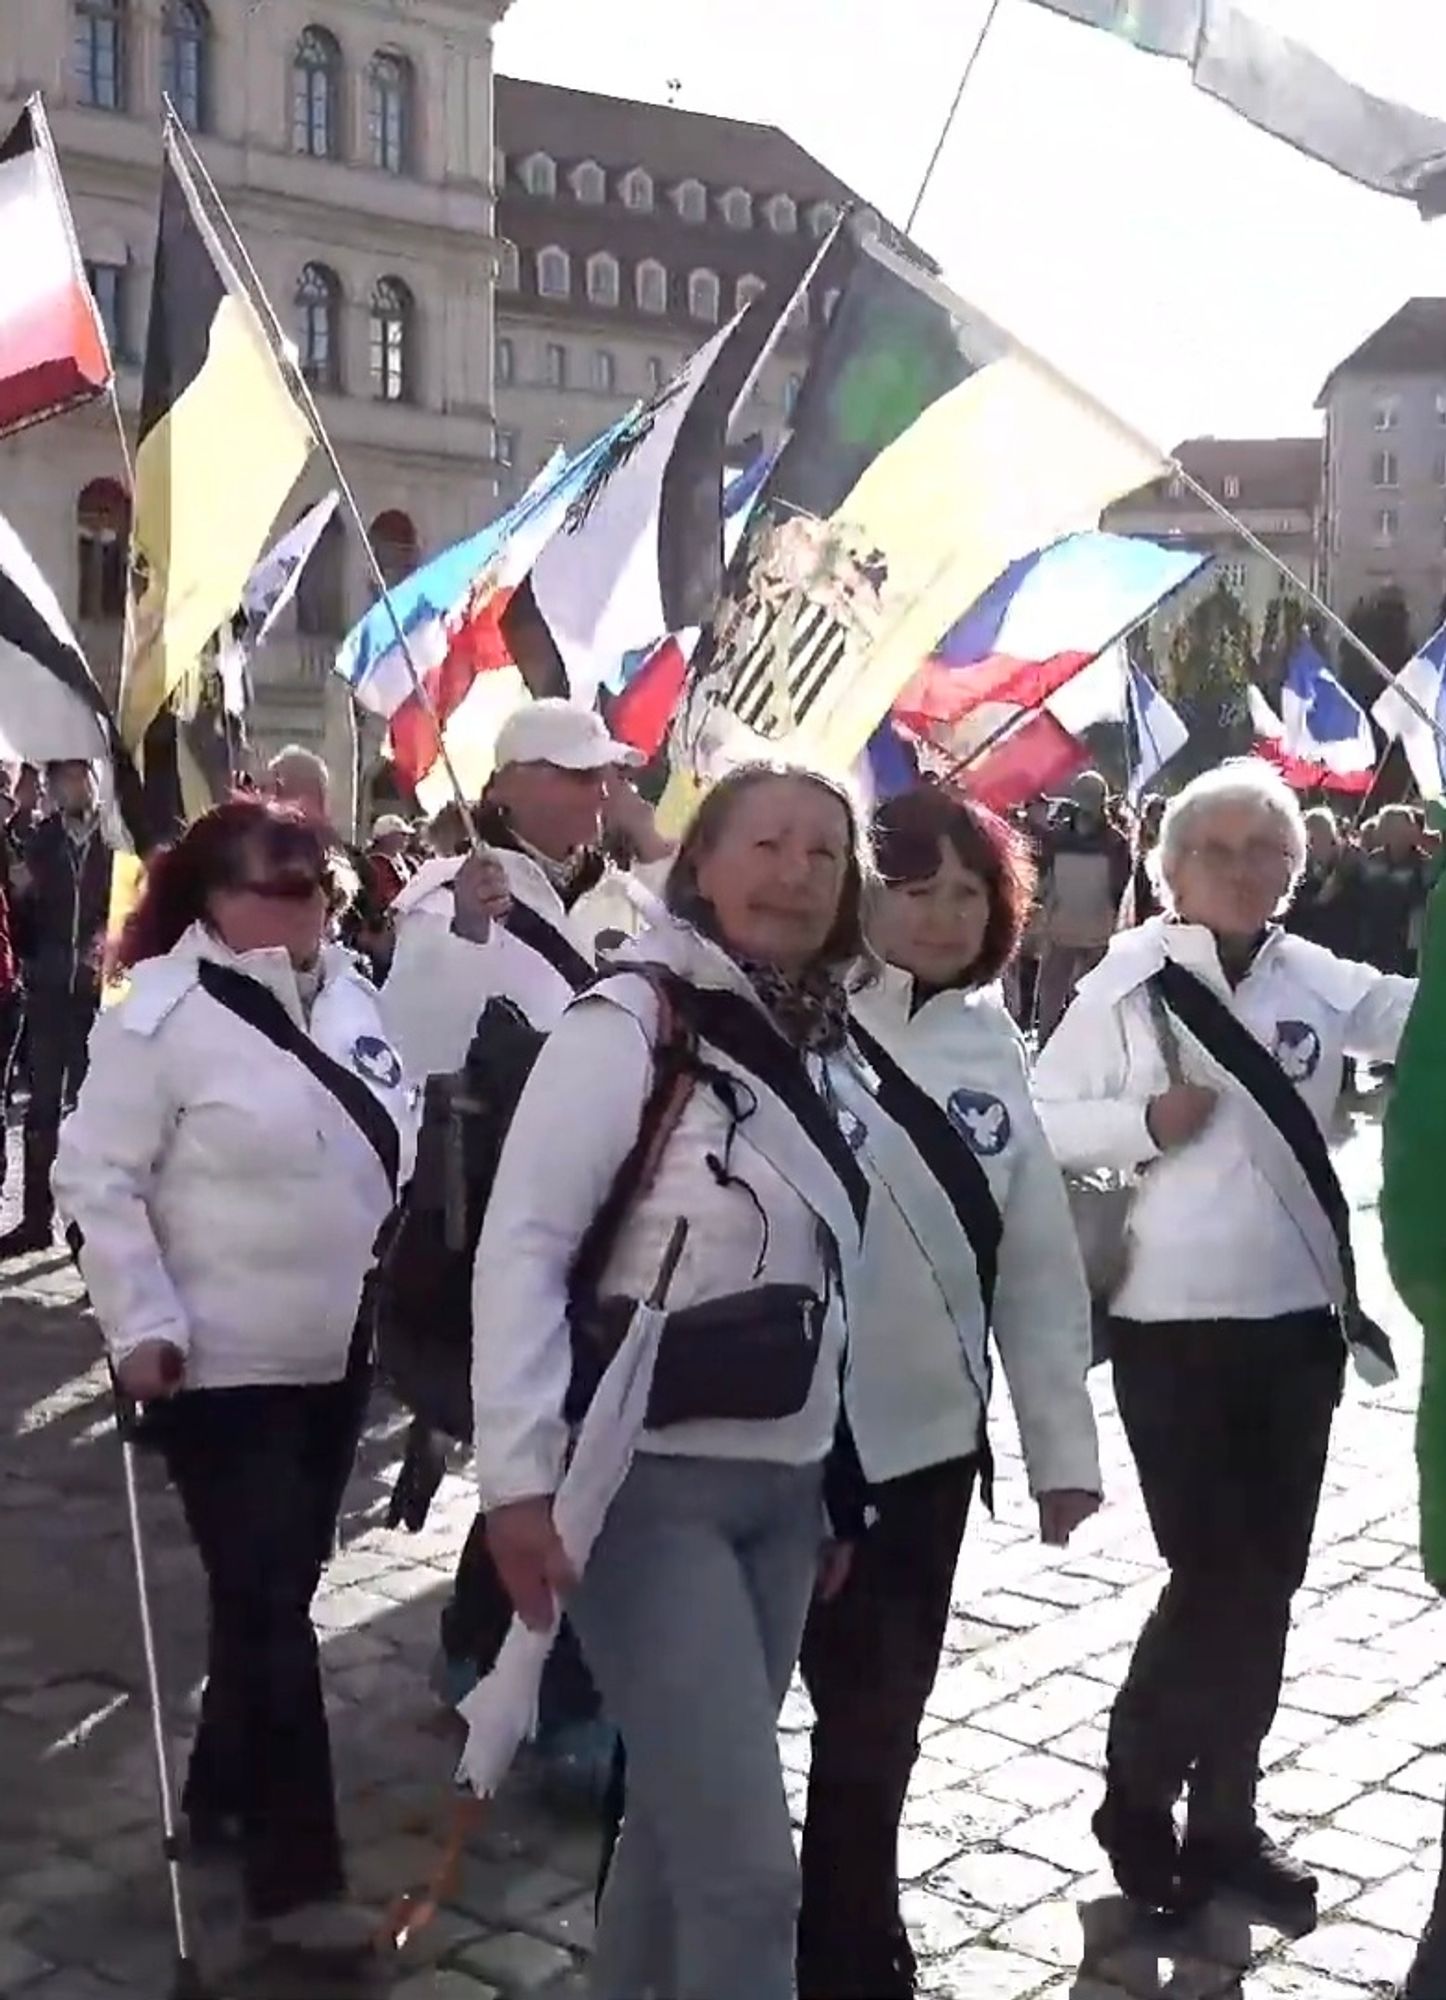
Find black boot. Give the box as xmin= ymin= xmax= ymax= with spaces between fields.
xmin=1179 ymin=1826 xmax=1318 ymax=1932
xmin=1092 ymin=1788 xmax=1182 ymax=1911
xmin=0 ymin=1130 xmax=55 ymax=1259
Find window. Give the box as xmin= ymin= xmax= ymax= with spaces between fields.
xmin=621 ymin=167 xmax=653 ymax=212
xmin=1373 ymin=396 xmax=1400 ymax=431
xmin=536 ymin=246 xmax=570 ymax=299
xmin=521 ymin=152 xmax=556 ymax=197
xmin=496 ymin=335 xmax=514 ymax=386
xmin=822 ymin=286 xmax=841 ymax=323
xmin=688 ymin=269 xmax=720 ymax=323
xmin=807 ymin=200 xmax=839 ymax=238
xmin=571 ymin=160 xmax=605 ymax=204
xmin=592 ymin=349 xmax=616 ymax=394
xmin=1437 ymin=390 xmax=1446 ymax=426
xmin=1221 ymin=474 xmax=1240 ymax=501
xmin=1375 ymin=506 xmax=1399 ymax=547
xmin=371 ymin=509 xmax=418 ymax=589
xmin=76 ymin=478 xmax=129 ymax=621
xmin=586 ymin=251 xmax=619 ymax=308
xmin=495 ymin=428 xmax=516 ymax=469
xmin=674 ymin=178 xmax=706 ymax=224
xmin=85 ymin=261 xmax=126 ymax=357
xmin=292 ymin=26 xmax=341 ymax=158
xmin=367 ymin=51 xmax=412 ymax=174
xmin=636 ymin=259 xmax=668 ymax=314
xmin=1221 ymin=561 xmax=1249 ymax=597
xmin=296 ymin=512 xmax=345 ymax=634
xmin=720 ymin=187 xmax=752 ymax=230
xmin=1166 ymin=473 xmax=1186 ymax=501
xmin=496 ymin=239 xmax=519 ymax=291
xmin=1435 ymin=451 xmax=1446 ymax=487
xmin=161 ymin=0 xmax=208 ymax=129
xmin=647 ymin=355 xmax=667 ymax=395
xmin=765 ymin=193 xmax=796 ymax=234
xmin=74 ymin=0 xmax=127 ymax=110
xmin=1373 ymin=448 xmax=1399 ymax=488
xmin=369 ymin=276 xmax=414 ymax=402
xmin=545 ymin=342 xmax=567 ymax=389
xmin=783 ymin=373 xmax=802 ymax=416
xmin=295 ymin=263 xmax=341 ymax=390
xmin=735 ymin=274 xmax=765 ymax=313
xmin=493 ymin=146 xmax=506 ymax=190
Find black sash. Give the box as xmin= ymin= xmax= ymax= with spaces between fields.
xmin=197 ymin=962 xmax=401 ymax=1198
xmin=503 ymin=898 xmax=595 ymax=993
xmin=1150 ymin=960 xmax=1393 ymax=1374
xmin=848 ymin=1018 xmax=1003 ymax=1318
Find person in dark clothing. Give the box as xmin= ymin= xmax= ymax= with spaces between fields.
xmin=1124 ymin=794 xmax=1167 ymax=927
xmin=1359 ymin=807 xmax=1429 ymax=976
xmin=1286 ymin=809 xmax=1366 ymax=960
xmin=1034 ymin=777 xmax=1132 ymax=1042
xmin=0 ymin=761 xmax=111 ymax=1257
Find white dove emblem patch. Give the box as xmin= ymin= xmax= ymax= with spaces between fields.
xmin=351 ymin=1035 xmax=403 ymax=1090
xmin=947 ymin=1088 xmax=1011 ymax=1158
xmin=1273 ymin=1020 xmax=1322 ymax=1084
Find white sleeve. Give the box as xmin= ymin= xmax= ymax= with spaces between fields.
xmin=471 ymin=993 xmax=655 ymax=1511
xmin=1341 ymin=966 xmax=1417 ymax=1063
xmin=51 ymin=1009 xmax=190 ymax=1366
xmin=990 ymin=1082 xmax=1101 ymax=1497
xmin=1031 ymin=985 xmax=1160 ymax=1172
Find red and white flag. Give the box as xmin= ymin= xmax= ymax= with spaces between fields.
xmin=0 ymin=96 xmax=111 ymax=440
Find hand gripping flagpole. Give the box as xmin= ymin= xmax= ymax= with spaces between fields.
xmin=160 ymin=104 xmax=483 ymax=846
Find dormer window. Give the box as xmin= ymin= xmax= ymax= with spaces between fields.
xmin=521 ymin=151 xmax=556 ymax=197
xmin=621 ymin=167 xmax=654 ymax=212
xmin=571 ymin=159 xmax=605 ymax=204
xmin=674 ymin=178 xmax=706 ymax=224
xmin=720 ymin=187 xmax=753 ymax=230
xmin=765 ymin=193 xmax=796 ymax=234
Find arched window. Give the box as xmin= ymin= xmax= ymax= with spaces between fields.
xmin=369 ymin=276 xmax=414 ymax=403
xmin=807 ymin=200 xmax=839 ymax=239
xmin=295 ymin=262 xmax=342 ymax=391
xmin=371 ymin=509 xmax=419 ymax=589
xmin=74 ymin=0 xmax=128 ymax=110
xmin=571 ymin=160 xmax=605 ymax=204
xmin=496 ymin=239 xmax=519 ymax=291
xmin=636 ymin=259 xmax=667 ymax=315
xmin=592 ymin=349 xmax=616 ymax=394
xmin=367 ymin=50 xmax=412 ymax=174
xmin=720 ymin=188 xmax=752 ymax=230
xmin=76 ymin=479 xmax=130 ymax=621
xmin=586 ymin=251 xmax=619 ymax=308
xmin=735 ymin=274 xmax=765 ymax=314
xmin=292 ymin=26 xmax=341 ymax=159
xmin=783 ymin=373 xmax=803 ymax=416
xmin=537 ymin=246 xmax=570 ymax=299
xmin=673 ymin=178 xmax=706 ymax=224
xmin=496 ymin=335 xmax=514 ymax=387
xmin=822 ymin=286 xmax=841 ymax=323
xmin=621 ymin=167 xmax=653 ymax=212
xmin=765 ymin=193 xmax=796 ymax=234
xmin=688 ymin=269 xmax=719 ymax=324
xmin=521 ymin=152 xmax=556 ymax=197
xmin=296 ymin=511 xmax=346 ymax=635
xmin=161 ymin=0 xmax=208 ymax=129
xmin=646 ymin=355 xmax=667 ymax=395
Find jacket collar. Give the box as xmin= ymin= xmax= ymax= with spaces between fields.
xmin=613 ymin=914 xmax=773 ymax=1012
xmin=179 ymin=922 xmax=354 ymax=1030
xmin=1081 ymin=914 xmax=1289 ymax=1010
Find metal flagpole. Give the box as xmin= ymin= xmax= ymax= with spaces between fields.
xmin=160 ymin=104 xmax=482 ymax=841
xmin=907 ymin=0 xmax=1006 ymax=231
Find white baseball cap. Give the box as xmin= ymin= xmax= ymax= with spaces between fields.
xmin=493 ymin=698 xmax=643 ymax=773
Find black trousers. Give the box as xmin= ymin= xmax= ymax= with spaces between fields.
xmin=22 ymin=986 xmax=98 ymax=1223
xmin=157 ymin=1346 xmax=371 ymax=1919
xmin=444 ymin=1513 xmax=601 ymax=1735
xmin=1107 ymin=1313 xmax=1342 ymax=1835
xmin=797 ymin=1456 xmax=978 ymax=2000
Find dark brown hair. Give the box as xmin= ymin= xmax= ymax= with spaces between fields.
xmin=872 ymin=783 xmax=1035 ymax=988
xmin=664 ymin=762 xmax=872 ymax=971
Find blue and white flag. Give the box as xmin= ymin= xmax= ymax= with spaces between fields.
xmin=1278 ymin=639 xmax=1375 ymax=792
xmin=1373 ymin=625 xmax=1446 ymax=800
xmin=1123 ymin=656 xmax=1187 ymax=801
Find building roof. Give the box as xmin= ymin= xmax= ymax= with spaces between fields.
xmin=1315 ymin=298 xmax=1446 ymax=404
xmin=1109 ymin=436 xmax=1323 ymax=517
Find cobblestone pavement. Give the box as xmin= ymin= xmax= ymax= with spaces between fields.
xmin=3 ymin=1092 xmax=1445 ymax=1999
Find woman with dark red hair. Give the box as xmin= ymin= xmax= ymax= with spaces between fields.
xmin=53 ymin=796 xmax=414 ymax=1963
xmin=797 ymin=783 xmax=1102 ymax=2000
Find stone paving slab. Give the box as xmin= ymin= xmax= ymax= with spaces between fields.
xmin=1 ymin=1099 xmax=1443 ymax=1997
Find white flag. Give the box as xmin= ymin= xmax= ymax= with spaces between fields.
xmin=243 ymin=490 xmax=340 ymax=646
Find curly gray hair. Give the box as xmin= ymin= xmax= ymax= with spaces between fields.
xmin=1154 ymin=759 xmax=1308 ymax=912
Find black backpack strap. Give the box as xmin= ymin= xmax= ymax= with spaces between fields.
xmin=848 ymin=1017 xmax=1004 ymax=1318
xmin=503 ymin=899 xmax=595 ymax=992
xmin=196 ymin=961 xmax=400 ymax=1198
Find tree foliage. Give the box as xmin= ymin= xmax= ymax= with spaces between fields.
xmin=1338 ymin=587 xmax=1415 ymax=709
xmin=1160 ymin=579 xmax=1257 ymax=776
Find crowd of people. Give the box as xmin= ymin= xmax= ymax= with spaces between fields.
xmin=13 ymin=713 xmax=1446 ymax=1997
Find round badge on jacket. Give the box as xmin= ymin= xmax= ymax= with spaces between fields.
xmin=351 ymin=1034 xmax=403 ymax=1089
xmin=947 ymin=1088 xmax=1011 ymax=1157
xmin=1273 ymin=1020 xmax=1322 ymax=1084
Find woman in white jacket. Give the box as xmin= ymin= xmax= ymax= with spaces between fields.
xmin=797 ymin=785 xmax=1102 ymax=2000
xmin=472 ymin=764 xmax=877 ymax=2000
xmin=1033 ymin=760 xmax=1415 ymax=1929
xmin=54 ymin=797 xmax=414 ymax=1961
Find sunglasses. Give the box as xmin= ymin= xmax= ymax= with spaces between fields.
xmin=234 ymin=872 xmax=329 ymax=902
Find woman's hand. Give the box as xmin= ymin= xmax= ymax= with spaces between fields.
xmin=451 ymin=852 xmax=511 ymax=944
xmin=815 ymin=1539 xmax=854 ymax=1603
xmin=116 ymin=1340 xmax=185 ymax=1402
xmin=1145 ymin=1082 xmax=1216 ymax=1152
xmin=485 ymin=1496 xmax=576 ymax=1633
xmin=602 ymin=775 xmax=675 ymax=865
xmin=1037 ymin=1489 xmax=1101 ymax=1547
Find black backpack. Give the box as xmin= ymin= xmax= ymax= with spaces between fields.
xmin=374 ymin=970 xmax=698 ymax=1441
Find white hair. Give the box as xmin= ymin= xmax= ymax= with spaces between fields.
xmin=1154 ymin=758 xmax=1307 ymax=912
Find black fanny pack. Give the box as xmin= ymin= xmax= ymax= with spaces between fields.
xmin=576 ymin=1282 xmax=826 ymax=1431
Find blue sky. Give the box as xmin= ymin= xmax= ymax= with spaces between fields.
xmin=495 ymin=0 xmax=1446 ymax=445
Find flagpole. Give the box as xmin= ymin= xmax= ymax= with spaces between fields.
xmin=160 ymin=104 xmax=482 ymax=843
xmin=906 ymin=0 xmax=1006 ymax=231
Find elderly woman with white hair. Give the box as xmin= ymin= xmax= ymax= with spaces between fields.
xmin=1033 ymin=759 xmax=1416 ymax=1930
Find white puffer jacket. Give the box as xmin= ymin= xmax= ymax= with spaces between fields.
xmin=54 ymin=926 xmax=416 ymax=1388
xmin=846 ymin=968 xmax=1099 ymax=1495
